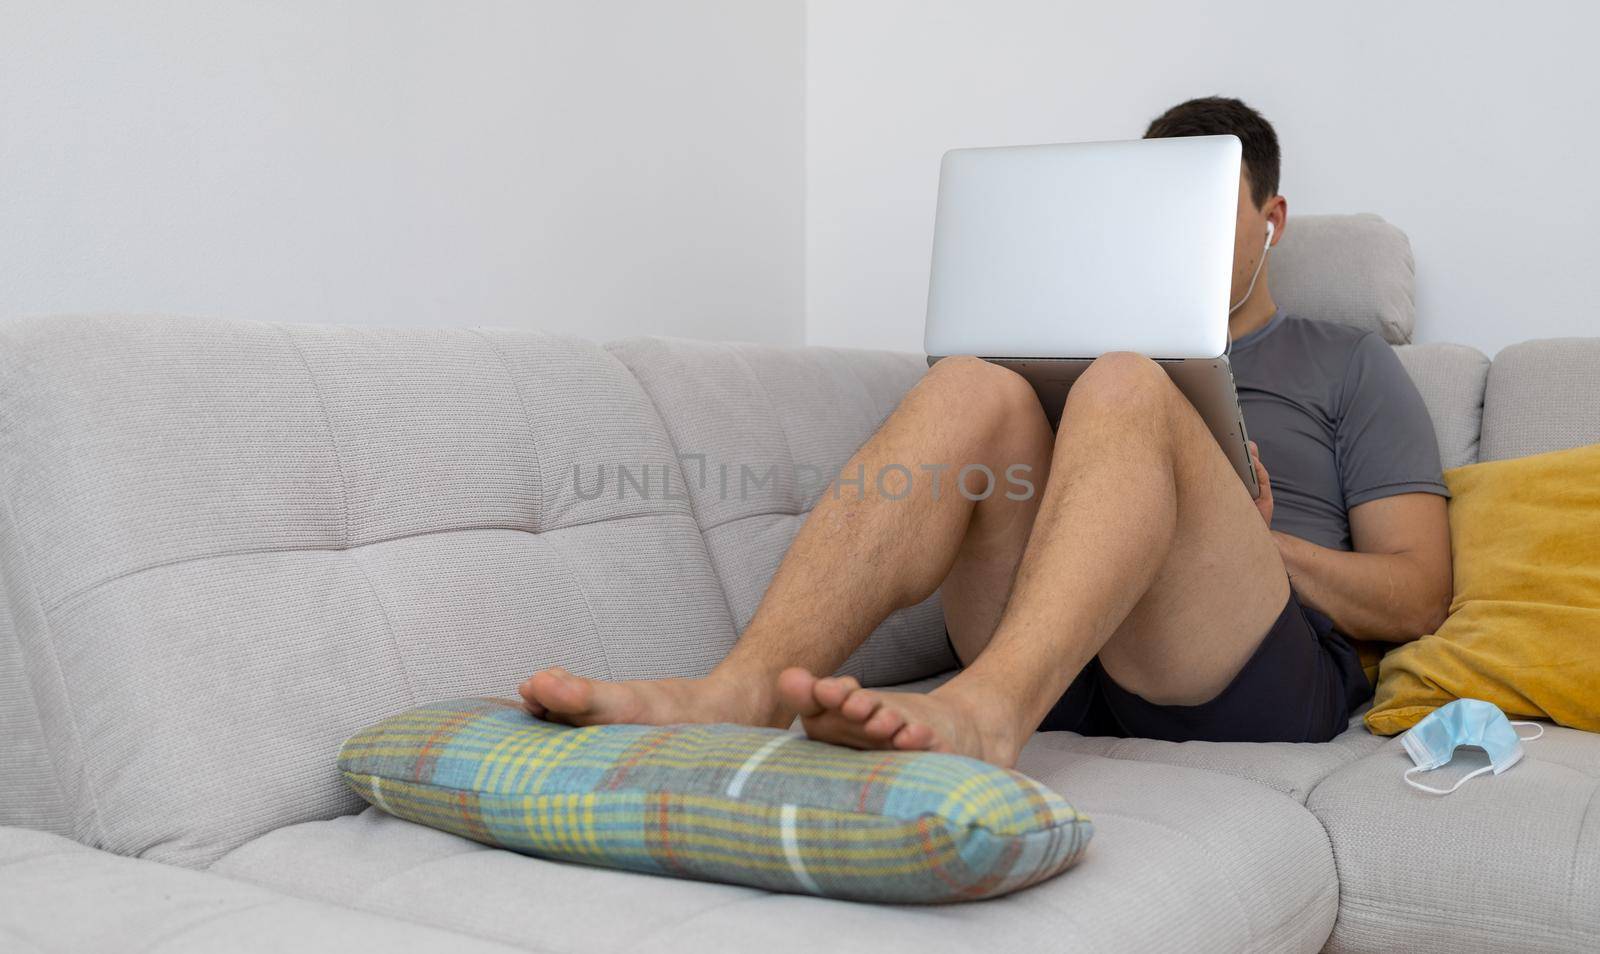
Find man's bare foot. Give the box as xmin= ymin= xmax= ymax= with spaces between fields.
xmin=774 ymin=667 xmax=1024 ymax=768
xmin=517 ymin=666 xmax=787 ymax=729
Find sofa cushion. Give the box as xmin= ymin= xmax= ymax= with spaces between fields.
xmin=1029 ymin=712 xmax=1386 ymax=804
xmin=878 ymin=671 xmax=1389 ymax=804
xmin=1307 ymin=723 xmax=1600 ymax=953
xmin=1481 ymin=337 xmax=1600 ymax=461
xmin=0 ymin=315 xmax=738 ymax=867
xmin=216 ymin=742 xmax=1337 ymax=953
xmin=1393 ymin=343 xmax=1490 ymax=470
xmin=0 ymin=826 xmax=522 ymax=953
xmin=0 ymin=572 xmax=69 ymax=835
xmin=338 ymin=696 xmax=1091 ymax=903
xmin=607 ymin=336 xmax=955 ymax=686
xmin=1366 ymin=442 xmax=1600 ymax=735
xmin=1270 ymin=213 xmax=1415 ymax=345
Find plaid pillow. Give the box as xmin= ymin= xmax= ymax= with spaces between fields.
xmin=338 ymin=696 xmax=1092 ymax=903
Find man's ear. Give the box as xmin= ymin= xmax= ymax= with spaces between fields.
xmin=1265 ymin=195 xmax=1288 ymax=247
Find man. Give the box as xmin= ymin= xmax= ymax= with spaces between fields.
xmin=517 ymin=96 xmax=1453 ymax=767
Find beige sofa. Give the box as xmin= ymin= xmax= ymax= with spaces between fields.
xmin=3 ymin=216 xmax=1595 ymax=952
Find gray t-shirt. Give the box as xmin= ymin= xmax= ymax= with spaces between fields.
xmin=1229 ymin=310 xmax=1448 ymax=552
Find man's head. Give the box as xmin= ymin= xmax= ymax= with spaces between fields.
xmin=1145 ymin=97 xmax=1286 ymax=319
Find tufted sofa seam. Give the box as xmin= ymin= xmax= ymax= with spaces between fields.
xmin=461 ymin=329 xmax=626 ymax=680
xmin=272 ymin=323 xmax=352 ymax=549
xmin=219 ymin=843 xmax=563 ymax=953
xmin=343 ymin=844 xmax=495 ymax=907
xmin=0 ymin=847 xmax=91 ymax=872
xmin=1562 ymin=780 xmax=1599 ymax=941
xmin=43 ymin=515 xmax=694 ymax=622
xmin=1088 ymin=742 xmax=1311 ymax=801
xmin=0 ymin=481 xmax=111 ymax=852
xmin=534 ymin=531 xmax=614 ymax=680
xmin=1253 ymin=874 xmax=1339 ymax=953
xmin=700 ymin=509 xmax=803 ymax=536
xmin=827 ymin=344 xmax=902 ymax=439
xmin=1059 ymin=733 xmax=1379 ymax=804
xmin=728 ymin=345 xmax=808 ymax=513
xmin=345 ymin=547 xmax=420 ymax=705
xmin=267 ymin=330 xmax=423 ymax=705
xmin=629 ymin=893 xmax=780 ymax=951
xmin=125 ymin=896 xmax=282 ymax=953
xmin=464 ymin=329 xmax=549 ymax=532
xmin=602 ymin=340 xmax=749 ymax=643
xmin=1333 ymin=893 xmax=1590 ymax=948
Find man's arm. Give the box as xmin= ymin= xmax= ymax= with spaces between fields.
xmin=1273 ymin=492 xmax=1452 ymax=642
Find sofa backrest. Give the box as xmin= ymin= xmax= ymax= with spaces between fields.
xmin=1392 ymin=344 xmax=1491 ymax=471
xmin=1481 ymin=338 xmax=1600 ymax=461
xmin=1271 ymin=213 xmax=1416 ymax=345
xmin=606 ymin=337 xmax=952 ymax=685
xmin=1271 ymin=214 xmax=1597 ymax=469
xmin=0 ymin=315 xmax=950 ymax=866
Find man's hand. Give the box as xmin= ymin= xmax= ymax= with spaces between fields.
xmin=1247 ymin=440 xmax=1273 ymax=526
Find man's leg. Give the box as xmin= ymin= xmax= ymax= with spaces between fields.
xmin=785 ymin=352 xmax=1290 ymax=767
xmin=517 ymin=356 xmax=1054 ymax=728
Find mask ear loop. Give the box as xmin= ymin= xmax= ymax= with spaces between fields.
xmin=1404 ymin=721 xmax=1546 ymax=795
xmin=1405 ymin=763 xmax=1493 ymax=796
xmin=1511 ymin=721 xmax=1545 ymax=741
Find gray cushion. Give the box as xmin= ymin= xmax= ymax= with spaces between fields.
xmin=1307 ymin=723 xmax=1600 ymax=953
xmin=607 ymin=336 xmax=956 ymax=686
xmin=215 ymin=743 xmax=1337 ymax=953
xmin=1028 ymin=713 xmax=1385 ymax=804
xmin=1393 ymin=342 xmax=1492 ymax=470
xmin=1272 ymin=213 xmax=1415 ymax=344
xmin=0 ymin=570 xmax=69 ymax=835
xmin=0 ymin=315 xmax=740 ymax=867
xmin=883 ymin=674 xmax=1386 ymax=804
xmin=0 ymin=826 xmax=520 ymax=953
xmin=1480 ymin=337 xmax=1600 ymax=462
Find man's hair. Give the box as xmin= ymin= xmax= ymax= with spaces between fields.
xmin=1144 ymin=96 xmax=1279 ymax=208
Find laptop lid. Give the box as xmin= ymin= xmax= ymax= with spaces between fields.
xmin=923 ymin=135 xmax=1240 ymax=360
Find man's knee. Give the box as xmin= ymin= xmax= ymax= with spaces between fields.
xmin=1066 ymin=351 xmax=1180 ymax=420
xmin=926 ymin=355 xmax=1047 ymax=432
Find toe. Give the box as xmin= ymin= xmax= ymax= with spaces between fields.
xmin=524 ymin=668 xmax=593 ymax=716
xmin=839 ymin=689 xmax=881 ymax=723
xmin=892 ymin=722 xmax=936 ymax=751
xmin=776 ymin=667 xmax=824 ymax=717
xmin=813 ymin=675 xmax=860 ymax=710
xmin=519 ymin=693 xmax=549 ymax=719
xmin=518 ymin=670 xmax=553 ymax=705
xmin=862 ymin=705 xmax=906 ymax=740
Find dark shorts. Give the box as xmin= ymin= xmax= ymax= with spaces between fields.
xmin=951 ymin=587 xmax=1374 ymax=744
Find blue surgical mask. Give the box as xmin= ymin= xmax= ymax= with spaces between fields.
xmin=1399 ymin=698 xmax=1544 ymax=795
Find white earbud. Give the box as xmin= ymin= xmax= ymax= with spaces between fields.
xmin=1229 ymin=220 xmax=1276 ymax=315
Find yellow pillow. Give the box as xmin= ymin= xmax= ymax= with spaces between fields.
xmin=1365 ymin=441 xmax=1600 ymax=735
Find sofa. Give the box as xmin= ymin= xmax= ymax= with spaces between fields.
xmin=2 ymin=215 xmax=1596 ymax=953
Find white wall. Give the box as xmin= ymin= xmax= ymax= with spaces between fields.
xmin=1 ymin=1 xmax=805 ymax=344
xmin=806 ymin=0 xmax=1600 ymax=356
xmin=10 ymin=2 xmax=1598 ymax=355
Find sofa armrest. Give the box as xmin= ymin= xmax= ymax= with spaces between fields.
xmin=0 ymin=826 xmax=525 ymax=953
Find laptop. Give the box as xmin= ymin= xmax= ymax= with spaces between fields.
xmin=922 ymin=134 xmax=1260 ymax=498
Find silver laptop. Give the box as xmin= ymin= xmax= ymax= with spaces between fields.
xmin=923 ymin=134 xmax=1259 ymax=498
